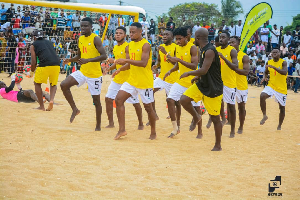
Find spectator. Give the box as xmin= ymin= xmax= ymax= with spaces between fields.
xmin=202 ymin=21 xmax=210 ymax=29
xmin=247 ymin=43 xmax=256 ymax=55
xmin=140 ymin=16 xmax=149 ymax=35
xmin=290 ymin=50 xmax=297 ymax=60
xmin=64 ymin=26 xmax=73 ymax=40
xmin=255 ymin=40 xmax=265 ymax=58
xmin=249 ymin=51 xmax=258 ymax=64
xmin=50 ymin=8 xmax=59 ymax=31
xmin=221 ymin=20 xmax=227 ymax=30
xmin=166 ymin=17 xmax=175 ymax=31
xmin=21 ymin=11 xmax=30 ymax=29
xmin=98 ymin=13 xmax=107 ymax=30
xmin=80 ymin=11 xmax=88 ymax=21
xmin=43 ymin=13 xmax=52 ymax=36
xmin=289 ymin=41 xmax=297 ymax=52
xmin=35 ymin=14 xmax=42 ymax=30
xmin=6 ymin=29 xmax=17 ymax=76
xmin=66 ymin=11 xmax=72 ymax=28
xmin=58 ymin=8 xmax=67 ymax=18
xmin=181 ymin=16 xmax=187 ymax=27
xmin=284 ymin=53 xmax=293 ymax=68
xmin=208 ymin=23 xmax=216 ymax=42
xmin=103 ymin=35 xmax=109 ymax=56
xmin=118 ymin=15 xmax=125 ymax=27
xmin=270 ymin=24 xmax=280 ymax=49
xmin=16 ymin=6 xmax=23 ymax=18
xmin=292 ymin=58 xmax=300 ymax=93
xmin=257 ymin=60 xmax=266 ymax=73
xmin=228 ymin=21 xmax=235 ymax=37
xmin=57 ymin=12 xmax=66 ymax=36
xmin=158 ymin=18 xmax=166 ymax=35
xmin=266 ymin=20 xmax=272 ymax=44
xmin=192 ymin=22 xmax=201 ymax=36
xmin=11 ymin=14 xmax=21 ymax=29
xmin=235 ymin=20 xmax=243 ymax=37
xmin=292 ymin=25 xmax=300 ymax=43
xmin=149 ymin=19 xmax=156 ymax=43
xmin=0 ymin=3 xmax=7 ymax=24
xmin=72 ymin=10 xmax=80 ymax=32
xmin=108 ymin=34 xmax=114 ymax=57
xmin=279 ymin=26 xmax=283 ymax=46
xmin=21 ymin=5 xmax=26 ymax=16
xmin=260 ymin=23 xmax=269 ymax=47
xmin=218 ymin=26 xmax=223 ymax=35
xmin=6 ymin=4 xmax=15 ymax=23
xmin=280 ymin=43 xmax=289 ymax=58
xmin=38 ymin=7 xmax=45 ymax=20
xmin=283 ymin=31 xmax=292 ymax=47
xmin=108 ymin=14 xmax=117 ymax=36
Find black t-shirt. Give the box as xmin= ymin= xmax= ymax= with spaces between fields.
xmin=149 ymin=23 xmax=155 ymax=35
xmin=208 ymin=28 xmax=216 ymax=36
xmin=196 ymin=43 xmax=223 ymax=97
xmin=166 ymin=21 xmax=175 ymax=31
xmin=7 ymin=36 xmax=18 ymax=54
xmin=33 ymin=39 xmax=60 ymax=67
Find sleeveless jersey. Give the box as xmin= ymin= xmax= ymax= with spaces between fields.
xmin=113 ymin=42 xmax=129 ymax=84
xmin=189 ymin=38 xmax=195 ymax=45
xmin=268 ymin=59 xmax=287 ymax=94
xmin=78 ymin=33 xmax=102 ymax=78
xmin=176 ymin=42 xmax=195 ymax=88
xmin=216 ymin=45 xmax=236 ymax=88
xmin=236 ymin=51 xmax=248 ymax=90
xmin=158 ymin=43 xmax=178 ymax=84
xmin=126 ymin=38 xmax=153 ymax=89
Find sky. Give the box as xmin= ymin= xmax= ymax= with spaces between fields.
xmin=77 ymin=0 xmax=298 ymax=27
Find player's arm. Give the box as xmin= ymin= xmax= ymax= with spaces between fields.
xmin=5 ymin=79 xmax=16 ymax=93
xmin=235 ymin=55 xmax=250 ymax=76
xmin=30 ymin=45 xmax=37 ymax=72
xmin=262 ymin=61 xmax=270 ymax=82
xmin=267 ymin=61 xmax=288 ymax=75
xmin=219 ymin=48 xmax=238 ymax=71
xmin=180 ymin=49 xmax=214 ymax=78
xmin=163 ymin=62 xmax=179 ymax=81
xmin=116 ymin=43 xmax=150 ymax=67
xmin=78 ymin=36 xmax=107 ymax=65
xmin=166 ymin=45 xmax=198 ymax=70
xmin=158 ymin=45 xmax=176 ymax=65
xmin=112 ymin=46 xmax=130 ymax=77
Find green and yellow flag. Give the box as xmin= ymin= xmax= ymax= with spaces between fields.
xmin=239 ymin=2 xmax=273 ymax=51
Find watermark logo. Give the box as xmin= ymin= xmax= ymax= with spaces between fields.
xmin=268 ymin=176 xmax=282 ymax=196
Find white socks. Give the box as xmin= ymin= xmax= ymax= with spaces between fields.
xmin=171 ymin=121 xmax=178 ymax=135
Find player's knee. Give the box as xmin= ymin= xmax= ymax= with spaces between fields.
xmin=166 ymin=98 xmax=174 ymax=105
xmin=105 ymin=97 xmax=112 ymax=103
xmin=228 ymin=104 xmax=236 ymax=112
xmin=260 ymin=92 xmax=267 ymax=100
xmin=179 ymin=95 xmax=189 ymax=105
xmin=60 ymin=81 xmax=67 ymax=91
xmin=143 ymin=104 xmax=152 ymax=113
xmin=115 ymin=97 xmax=123 ymax=106
xmin=93 ymin=98 xmax=101 ymax=106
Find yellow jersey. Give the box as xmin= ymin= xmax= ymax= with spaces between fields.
xmin=216 ymin=45 xmax=236 ymax=88
xmin=113 ymin=42 xmax=129 ymax=84
xmin=189 ymin=38 xmax=195 ymax=45
xmin=78 ymin=33 xmax=102 ymax=78
xmin=126 ymin=38 xmax=153 ymax=89
xmin=268 ymin=59 xmax=287 ymax=94
xmin=236 ymin=51 xmax=248 ymax=90
xmin=158 ymin=43 xmax=178 ymax=84
xmin=176 ymin=42 xmax=195 ymax=88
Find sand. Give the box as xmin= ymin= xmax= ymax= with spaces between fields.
xmin=0 ymin=73 xmax=299 ymax=199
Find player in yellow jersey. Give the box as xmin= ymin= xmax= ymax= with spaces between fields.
xmin=260 ymin=48 xmax=288 ymax=130
xmin=112 ymin=22 xmax=156 ymax=140
xmin=186 ymin=26 xmax=195 ymax=45
xmin=229 ymin=36 xmax=250 ymax=134
xmin=163 ymin=27 xmax=198 ymax=138
xmin=180 ymin=28 xmax=223 ymax=151
xmin=216 ymin=31 xmax=238 ymax=138
xmin=151 ymin=29 xmax=178 ymax=123
xmin=105 ymin=26 xmax=144 ymax=129
xmin=61 ymin=18 xmax=107 ymax=131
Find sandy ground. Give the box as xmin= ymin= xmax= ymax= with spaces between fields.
xmin=0 ymin=73 xmax=299 ymax=199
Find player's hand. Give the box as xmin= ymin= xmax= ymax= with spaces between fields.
xmin=158 ymin=46 xmax=167 ymax=54
xmin=107 ymin=58 xmax=115 ymax=64
xmin=260 ymin=77 xmax=268 ymax=84
xmin=115 ymin=59 xmax=127 ymax=65
xmin=11 ymin=74 xmax=16 ymax=81
xmin=191 ymin=76 xmax=199 ymax=84
xmin=63 ymin=58 xmax=70 ymax=66
xmin=218 ymin=52 xmax=224 ymax=59
xmin=78 ymin=58 xmax=89 ymax=65
xmin=166 ymin=56 xmax=178 ymax=63
xmin=112 ymin=69 xmax=120 ymax=78
xmin=163 ymin=71 xmax=171 ymax=81
xmin=180 ymin=72 xmax=190 ymax=79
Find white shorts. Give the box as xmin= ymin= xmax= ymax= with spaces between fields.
xmin=223 ymin=85 xmax=237 ymax=105
xmin=120 ymin=82 xmax=154 ymax=104
xmin=106 ymin=81 xmax=139 ymax=104
xmin=154 ymin=77 xmax=173 ymax=96
xmin=71 ymin=70 xmax=102 ymax=95
xmin=236 ymin=89 xmax=248 ymax=103
xmin=262 ymin=86 xmax=287 ymax=106
xmin=168 ymin=82 xmax=200 ymax=106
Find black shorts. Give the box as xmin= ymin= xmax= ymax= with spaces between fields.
xmin=17 ymin=91 xmax=35 ymax=103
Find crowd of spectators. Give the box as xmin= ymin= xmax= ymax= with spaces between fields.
xmin=0 ymin=3 xmax=299 ymax=92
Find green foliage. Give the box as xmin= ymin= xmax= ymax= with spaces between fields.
xmin=283 ymin=14 xmax=300 ymax=33
xmin=221 ymin=0 xmax=243 ymax=23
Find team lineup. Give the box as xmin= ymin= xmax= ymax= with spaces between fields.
xmin=1 ymin=17 xmax=288 ymax=151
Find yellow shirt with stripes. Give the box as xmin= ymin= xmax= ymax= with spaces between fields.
xmin=216 ymin=45 xmax=236 ymax=88
xmin=176 ymin=42 xmax=195 ymax=88
xmin=78 ymin=33 xmax=102 ymax=78
xmin=158 ymin=43 xmax=178 ymax=84
xmin=113 ymin=42 xmax=129 ymax=84
xmin=268 ymin=58 xmax=287 ymax=94
xmin=236 ymin=51 xmax=248 ymax=90
xmin=126 ymin=38 xmax=153 ymax=89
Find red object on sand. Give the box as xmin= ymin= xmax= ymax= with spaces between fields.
xmin=72 ymin=66 xmax=76 ymax=73
xmin=45 ymin=87 xmax=50 ymax=92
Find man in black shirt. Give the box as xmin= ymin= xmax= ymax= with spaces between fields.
xmin=179 ymin=28 xmax=223 ymax=151
xmin=166 ymin=17 xmax=175 ymax=31
xmin=30 ymin=30 xmax=60 ymax=111
xmin=6 ymin=29 xmax=18 ymax=76
xmin=149 ymin=19 xmax=156 ymax=43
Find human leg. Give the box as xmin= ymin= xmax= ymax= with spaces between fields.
xmin=92 ymin=95 xmax=102 ymax=131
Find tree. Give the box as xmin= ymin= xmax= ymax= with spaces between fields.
xmin=283 ymin=14 xmax=300 ymax=33
xmin=221 ymin=0 xmax=243 ymax=23
xmin=157 ymin=2 xmax=222 ymax=28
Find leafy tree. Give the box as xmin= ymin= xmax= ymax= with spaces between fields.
xmin=221 ymin=0 xmax=243 ymax=23
xmin=283 ymin=14 xmax=300 ymax=33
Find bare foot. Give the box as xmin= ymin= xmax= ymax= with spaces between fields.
xmin=105 ymin=124 xmax=115 ymax=128
xmin=277 ymin=126 xmax=281 ymax=130
xmin=114 ymin=131 xmax=127 ymax=140
xmin=95 ymin=126 xmax=101 ymax=131
xmin=221 ymin=119 xmax=227 ymax=127
xmin=138 ymin=125 xmax=144 ymax=130
xmin=260 ymin=115 xmax=268 ymax=125
xmin=211 ymin=146 xmax=222 ymax=151
xmin=196 ymin=133 xmax=203 ymax=139
xmin=206 ymin=120 xmax=212 ymax=129
xmin=70 ymin=109 xmax=80 ymax=123
xmin=149 ymin=133 xmax=156 ymax=140
xmin=237 ymin=128 xmax=243 ymax=134
xmin=46 ymin=101 xmax=54 ymax=111
xmin=34 ymin=107 xmax=45 ymax=111
xmin=168 ymin=133 xmax=176 ymax=138
xmin=189 ymin=115 xmax=201 ymax=132
xmin=229 ymin=132 xmax=235 ymax=138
